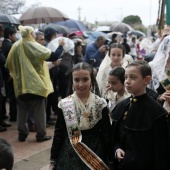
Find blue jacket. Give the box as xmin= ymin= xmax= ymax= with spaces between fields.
xmin=84 ymin=43 xmax=105 ymax=68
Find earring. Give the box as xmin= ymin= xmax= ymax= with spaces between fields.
xmin=90 ymin=85 xmax=93 ymax=91
xmin=72 ymin=85 xmax=75 ymax=92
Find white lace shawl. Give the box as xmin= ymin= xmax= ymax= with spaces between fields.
xmin=58 ymin=92 xmax=107 ymax=130
xmin=107 ymin=90 xmax=130 ymax=113
xmin=96 ymin=52 xmax=133 ymax=98
xmin=149 ymin=35 xmax=170 ymax=112
xmin=149 ymin=35 xmax=170 ymax=90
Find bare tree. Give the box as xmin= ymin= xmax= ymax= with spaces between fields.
xmin=0 ymin=0 xmax=25 ymax=14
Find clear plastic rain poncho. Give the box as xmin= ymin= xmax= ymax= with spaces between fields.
xmin=6 ymin=25 xmax=53 ymax=97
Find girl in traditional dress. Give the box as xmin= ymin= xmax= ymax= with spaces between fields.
xmin=49 ymin=62 xmax=111 ymax=170
xmin=106 ymin=67 xmax=130 ymax=122
xmin=96 ymin=43 xmax=133 ymax=99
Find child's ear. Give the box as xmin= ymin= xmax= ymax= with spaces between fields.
xmin=145 ymin=75 xmax=152 ymax=85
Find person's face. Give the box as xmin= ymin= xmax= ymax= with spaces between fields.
xmin=125 ymin=66 xmax=150 ymax=96
xmin=98 ymin=38 xmax=106 ymax=47
xmin=72 ymin=70 xmax=91 ymax=96
xmin=110 ymin=48 xmax=123 ymax=67
xmin=36 ymin=34 xmax=45 ymax=45
xmin=108 ymin=75 xmax=124 ymax=93
xmin=9 ymin=33 xmax=16 ymax=43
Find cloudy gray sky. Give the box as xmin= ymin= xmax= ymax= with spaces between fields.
xmin=26 ymin=0 xmax=159 ymax=26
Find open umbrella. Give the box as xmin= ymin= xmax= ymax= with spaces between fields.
xmin=56 ymin=19 xmax=88 ymax=31
xmin=0 ymin=14 xmax=20 ymax=25
xmin=107 ymin=31 xmax=123 ymax=38
xmin=44 ymin=24 xmax=71 ymax=34
xmin=85 ymin=31 xmax=111 ymax=43
xmin=20 ymin=7 xmax=69 ymax=25
xmin=93 ymin=26 xmax=111 ymax=33
xmin=110 ymin=22 xmax=133 ymax=33
xmin=127 ymin=30 xmax=146 ymax=38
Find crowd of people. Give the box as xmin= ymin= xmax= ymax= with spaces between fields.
xmin=0 ymin=23 xmax=170 ymax=170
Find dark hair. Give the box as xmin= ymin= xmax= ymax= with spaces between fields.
xmin=109 ymin=67 xmax=125 ymax=85
xmin=44 ymin=28 xmax=57 ymax=42
xmin=112 ymin=33 xmax=117 ymax=39
xmin=67 ymin=62 xmax=100 ymax=96
xmin=126 ymin=60 xmax=152 ymax=78
xmin=96 ymin=36 xmax=105 ymax=42
xmin=108 ymin=43 xmax=125 ymax=57
xmin=132 ymin=37 xmax=136 ymax=41
xmin=123 ymin=38 xmax=127 ymax=43
xmin=4 ymin=27 xmax=16 ymax=39
xmin=0 ymin=138 xmax=14 ymax=170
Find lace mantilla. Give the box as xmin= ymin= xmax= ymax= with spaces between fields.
xmin=59 ymin=92 xmax=107 ymax=130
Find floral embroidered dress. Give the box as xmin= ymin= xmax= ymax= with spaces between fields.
xmin=50 ymin=92 xmax=111 ymax=170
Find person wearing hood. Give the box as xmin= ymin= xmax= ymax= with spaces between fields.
xmin=5 ymin=25 xmax=64 ymax=142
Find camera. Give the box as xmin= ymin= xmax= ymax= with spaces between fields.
xmin=89 ymin=58 xmax=96 ymax=65
xmin=104 ymin=39 xmax=109 ymax=50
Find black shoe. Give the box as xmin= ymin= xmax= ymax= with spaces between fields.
xmin=46 ymin=120 xmax=56 ymax=126
xmin=36 ymin=136 xmax=52 ymax=142
xmin=0 ymin=126 xmax=7 ymax=132
xmin=10 ymin=117 xmax=17 ymax=122
xmin=50 ymin=117 xmax=57 ymax=121
xmin=18 ymin=134 xmax=28 ymax=142
xmin=3 ymin=115 xmax=9 ymax=120
xmin=0 ymin=121 xmax=11 ymax=127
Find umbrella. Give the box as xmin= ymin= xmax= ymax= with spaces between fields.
xmin=85 ymin=31 xmax=111 ymax=43
xmin=44 ymin=24 xmax=71 ymax=34
xmin=127 ymin=30 xmax=146 ymax=38
xmin=93 ymin=26 xmax=111 ymax=33
xmin=20 ymin=7 xmax=69 ymax=25
xmin=0 ymin=14 xmax=20 ymax=25
xmin=107 ymin=31 xmax=123 ymax=38
xmin=110 ymin=22 xmax=133 ymax=33
xmin=56 ymin=19 xmax=88 ymax=31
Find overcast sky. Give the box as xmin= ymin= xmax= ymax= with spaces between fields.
xmin=25 ymin=0 xmax=159 ymax=26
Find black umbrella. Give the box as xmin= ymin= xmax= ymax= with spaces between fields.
xmin=44 ymin=24 xmax=71 ymax=34
xmin=56 ymin=19 xmax=88 ymax=31
xmin=0 ymin=14 xmax=20 ymax=25
xmin=110 ymin=22 xmax=133 ymax=33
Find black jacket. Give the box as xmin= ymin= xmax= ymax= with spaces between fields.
xmin=0 ymin=49 xmax=7 ymax=88
xmin=111 ymin=93 xmax=169 ymax=170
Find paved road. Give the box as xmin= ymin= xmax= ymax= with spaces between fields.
xmin=0 ymin=121 xmax=55 ymax=170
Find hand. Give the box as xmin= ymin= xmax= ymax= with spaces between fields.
xmin=160 ymin=91 xmax=170 ymax=102
xmin=52 ymin=59 xmax=62 ymax=66
xmin=99 ymin=45 xmax=107 ymax=53
xmin=59 ymin=38 xmax=65 ymax=47
xmin=49 ymin=164 xmax=54 ymax=170
xmin=115 ymin=148 xmax=125 ymax=162
xmin=49 ymin=161 xmax=56 ymax=170
xmin=93 ymin=68 xmax=98 ymax=76
xmin=106 ymin=84 xmax=111 ymax=93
